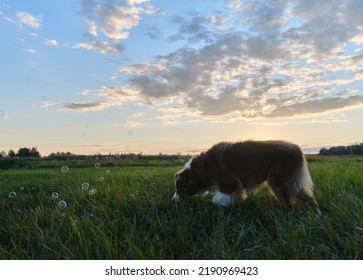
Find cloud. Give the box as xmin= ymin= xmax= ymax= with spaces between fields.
xmin=42 ymin=86 xmax=140 ymax=112
xmin=132 ymin=112 xmax=143 ymax=118
xmin=23 ymin=48 xmax=38 ymax=54
xmin=46 ymin=0 xmax=363 ymax=121
xmin=76 ymin=0 xmax=155 ymax=53
xmin=45 ymin=39 xmax=59 ymax=46
xmin=167 ymin=13 xmax=233 ymax=44
xmin=108 ymin=0 xmax=363 ymax=121
xmin=263 ymin=95 xmax=363 ymax=118
xmin=42 ymin=99 xmax=122 ymax=112
xmin=16 ymin=11 xmax=41 ymax=29
xmin=0 ymin=109 xmax=9 ymax=119
xmin=74 ymin=40 xmax=124 ymax=54
xmin=124 ymin=120 xmax=141 ymax=127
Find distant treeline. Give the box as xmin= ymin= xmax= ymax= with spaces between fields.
xmin=1 ymin=147 xmax=41 ymax=158
xmin=319 ymin=143 xmax=363 ymax=156
xmin=0 ymin=147 xmax=190 ymax=169
xmin=1 ymin=148 xmax=190 ymax=160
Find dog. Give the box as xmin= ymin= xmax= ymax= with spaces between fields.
xmin=172 ymin=140 xmax=320 ymax=213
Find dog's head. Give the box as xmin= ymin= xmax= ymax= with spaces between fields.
xmin=172 ymin=168 xmax=200 ymax=202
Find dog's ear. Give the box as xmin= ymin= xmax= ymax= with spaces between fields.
xmin=174 ymin=171 xmax=187 ymax=182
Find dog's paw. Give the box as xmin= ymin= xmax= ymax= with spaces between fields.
xmin=172 ymin=192 xmax=181 ymax=203
xmin=212 ymin=191 xmax=233 ymax=207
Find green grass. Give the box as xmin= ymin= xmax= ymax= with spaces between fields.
xmin=0 ymin=157 xmax=362 ymax=259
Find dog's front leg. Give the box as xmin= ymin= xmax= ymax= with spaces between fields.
xmin=212 ymin=191 xmax=234 ymax=207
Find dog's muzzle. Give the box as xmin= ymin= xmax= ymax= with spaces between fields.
xmin=172 ymin=192 xmax=181 ymax=203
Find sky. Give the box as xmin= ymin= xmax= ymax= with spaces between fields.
xmin=1 ymin=0 xmax=363 ymax=156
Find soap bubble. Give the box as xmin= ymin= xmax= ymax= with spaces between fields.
xmin=52 ymin=192 xmax=59 ymax=199
xmin=99 ymin=176 xmax=104 ymax=182
xmin=8 ymin=191 xmax=16 ymax=199
xmin=82 ymin=182 xmax=90 ymax=190
xmin=19 ymin=186 xmax=25 ymax=192
xmin=128 ymin=130 xmax=134 ymax=136
xmin=58 ymin=200 xmax=67 ymax=209
xmin=106 ymin=170 xmax=111 ymax=175
xmin=89 ymin=189 xmax=97 ymax=195
xmin=61 ymin=166 xmax=69 ymax=173
xmin=95 ymin=163 xmax=100 ymax=169
xmin=12 ymin=208 xmax=23 ymax=214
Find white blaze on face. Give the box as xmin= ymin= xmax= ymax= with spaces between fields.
xmin=212 ymin=191 xmax=233 ymax=207
xmin=172 ymin=192 xmax=181 ymax=202
xmin=184 ymin=159 xmax=192 ymax=170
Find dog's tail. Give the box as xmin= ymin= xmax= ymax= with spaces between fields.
xmin=295 ymin=158 xmax=320 ymax=214
xmin=296 ymin=158 xmax=314 ymax=196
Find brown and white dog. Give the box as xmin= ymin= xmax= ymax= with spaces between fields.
xmin=173 ymin=140 xmax=320 ymax=213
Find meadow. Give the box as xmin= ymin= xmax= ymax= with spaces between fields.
xmin=0 ymin=156 xmax=362 ymax=260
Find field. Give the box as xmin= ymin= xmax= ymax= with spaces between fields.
xmin=1 ymin=156 xmax=363 ymax=259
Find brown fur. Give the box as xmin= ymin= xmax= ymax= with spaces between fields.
xmin=174 ymin=140 xmax=319 ymax=211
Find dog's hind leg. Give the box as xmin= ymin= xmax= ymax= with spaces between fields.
xmin=274 ymin=187 xmax=293 ymax=212
xmin=297 ymin=190 xmax=321 ymax=216
xmin=266 ymin=177 xmax=294 ymax=212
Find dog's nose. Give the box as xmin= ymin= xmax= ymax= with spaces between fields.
xmin=172 ymin=192 xmax=181 ymax=203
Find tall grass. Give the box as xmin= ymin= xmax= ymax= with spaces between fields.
xmin=0 ymin=157 xmax=362 ymax=259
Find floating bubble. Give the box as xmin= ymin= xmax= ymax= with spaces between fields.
xmin=82 ymin=182 xmax=90 ymax=190
xmin=58 ymin=200 xmax=67 ymax=209
xmin=95 ymin=163 xmax=100 ymax=169
xmin=128 ymin=130 xmax=134 ymax=136
xmin=89 ymin=189 xmax=97 ymax=195
xmin=19 ymin=186 xmax=25 ymax=192
xmin=106 ymin=170 xmax=111 ymax=175
xmin=8 ymin=191 xmax=16 ymax=199
xmin=12 ymin=208 xmax=23 ymax=214
xmin=61 ymin=166 xmax=69 ymax=173
xmin=99 ymin=176 xmax=104 ymax=182
xmin=52 ymin=192 xmax=59 ymax=199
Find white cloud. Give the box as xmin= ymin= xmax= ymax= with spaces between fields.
xmin=124 ymin=120 xmax=141 ymax=127
xmin=0 ymin=109 xmax=9 ymax=119
xmin=16 ymin=11 xmax=41 ymax=29
xmin=45 ymin=39 xmax=59 ymax=46
xmin=41 ymin=99 xmax=122 ymax=112
xmin=45 ymin=0 xmax=363 ymax=121
xmin=74 ymin=40 xmax=124 ymax=54
xmin=132 ymin=112 xmax=143 ymax=118
xmin=42 ymin=86 xmax=140 ymax=112
xmin=76 ymin=0 xmax=154 ymax=53
xmin=263 ymin=95 xmax=363 ymax=118
xmin=23 ymin=48 xmax=37 ymax=54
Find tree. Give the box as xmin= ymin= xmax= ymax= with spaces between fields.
xmin=351 ymin=144 xmax=363 ymax=155
xmin=319 ymin=148 xmax=328 ymax=156
xmin=319 ymin=143 xmax=363 ymax=156
xmin=8 ymin=149 xmax=16 ymax=158
xmin=30 ymin=147 xmax=41 ymax=157
xmin=17 ymin=147 xmax=41 ymax=158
